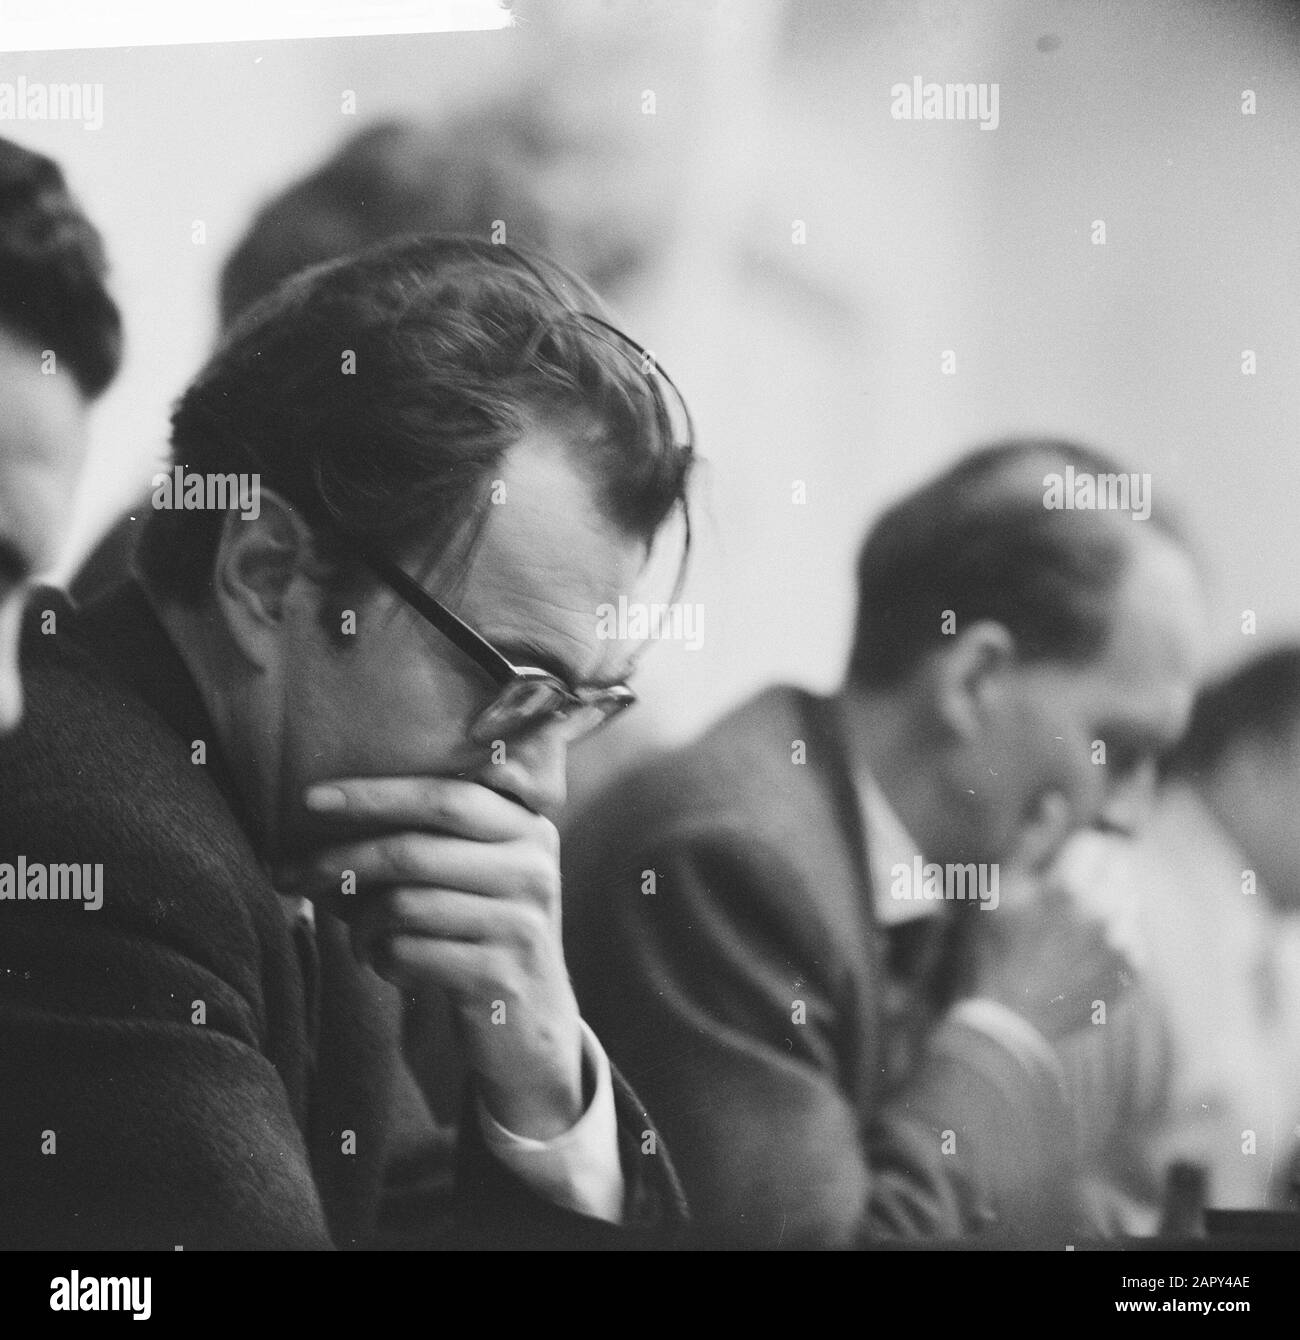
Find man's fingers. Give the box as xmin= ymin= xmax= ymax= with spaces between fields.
xmin=283 ymin=833 xmax=560 ymax=905
xmin=349 ymin=887 xmax=549 ymax=969
xmin=1004 ymin=789 xmax=1072 ymax=879
xmin=368 ymin=934 xmax=499 ymax=998
xmin=302 ymin=775 xmax=540 ymax=841
xmin=371 ymin=886 xmax=537 ymax=941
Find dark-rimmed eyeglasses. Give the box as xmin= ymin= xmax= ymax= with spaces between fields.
xmin=352 ymin=538 xmax=637 ymax=745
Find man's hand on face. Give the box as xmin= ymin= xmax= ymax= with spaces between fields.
xmin=966 ymin=882 xmax=1134 ymax=1043
xmin=964 ymin=791 xmax=1135 ymax=1044
xmin=276 ymin=776 xmax=584 ymax=1142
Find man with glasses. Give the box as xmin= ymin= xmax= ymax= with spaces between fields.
xmin=0 ymin=237 xmax=691 ymax=1248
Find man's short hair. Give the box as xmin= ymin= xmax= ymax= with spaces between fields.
xmin=1164 ymin=645 xmax=1300 ymax=780
xmin=847 ymin=438 xmax=1190 ymax=689
xmin=0 ymin=136 xmax=122 ymax=397
xmin=138 ymin=235 xmax=692 ymax=605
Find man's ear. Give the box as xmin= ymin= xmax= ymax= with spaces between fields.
xmin=210 ymin=488 xmax=313 ymax=667
xmin=934 ymin=619 xmax=1017 ymax=739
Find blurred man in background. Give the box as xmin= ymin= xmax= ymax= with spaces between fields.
xmin=564 ymin=438 xmax=1209 ymax=1247
xmin=0 ymin=135 xmax=121 ymax=730
xmin=1060 ymin=644 xmax=1300 ymax=1220
xmin=218 ymin=104 xmax=661 ymax=331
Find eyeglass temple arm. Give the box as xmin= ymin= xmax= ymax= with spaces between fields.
xmin=350 ymin=540 xmax=516 ymax=687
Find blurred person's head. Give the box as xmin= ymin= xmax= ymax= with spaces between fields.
xmin=0 ymin=136 xmax=121 ymax=731
xmin=220 ymin=105 xmax=661 ymax=332
xmin=841 ymin=439 xmax=1208 ymax=875
xmin=1163 ymin=644 xmax=1300 ymax=911
xmin=137 ymin=236 xmax=692 ymax=863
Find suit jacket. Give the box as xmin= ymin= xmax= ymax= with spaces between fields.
xmin=563 ymin=686 xmax=1078 ymax=1248
xmin=0 ymin=583 xmax=685 ymax=1250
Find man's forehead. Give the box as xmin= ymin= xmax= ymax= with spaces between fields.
xmin=466 ymin=548 xmax=642 ymax=681
xmin=421 ymin=431 xmax=647 ymax=684
xmin=1084 ymin=556 xmax=1205 ymax=728
xmin=1098 ymin=517 xmax=1196 ymax=624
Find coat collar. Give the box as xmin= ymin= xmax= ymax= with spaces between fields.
xmin=70 ymin=579 xmax=255 ymax=837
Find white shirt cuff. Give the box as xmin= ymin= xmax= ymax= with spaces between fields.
xmin=475 ymin=1020 xmax=625 ymax=1224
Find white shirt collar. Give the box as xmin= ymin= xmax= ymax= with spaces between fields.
xmin=856 ymin=768 xmax=940 ymax=927
xmin=278 ymin=891 xmax=316 ymax=933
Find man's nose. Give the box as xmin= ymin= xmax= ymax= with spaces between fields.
xmin=477 ymin=721 xmax=570 ymax=820
xmin=1094 ymin=757 xmax=1158 ymax=838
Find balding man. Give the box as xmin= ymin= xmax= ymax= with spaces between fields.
xmin=564 ymin=438 xmax=1208 ymax=1247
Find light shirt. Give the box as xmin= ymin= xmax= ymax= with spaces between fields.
xmin=477 ymin=1019 xmax=624 ymax=1222
xmin=1060 ymin=787 xmax=1300 ymax=1210
xmin=855 ymin=770 xmax=1065 ymax=1079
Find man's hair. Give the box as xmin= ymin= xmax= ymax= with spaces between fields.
xmin=137 ymin=235 xmax=692 ymax=605
xmin=1164 ymin=645 xmax=1300 ymax=780
xmin=219 ymin=109 xmax=649 ymax=331
xmin=0 ymin=136 xmax=122 ymax=397
xmin=847 ymin=438 xmax=1191 ymax=688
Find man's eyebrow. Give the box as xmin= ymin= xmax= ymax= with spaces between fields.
xmin=493 ymin=638 xmax=581 ymax=686
xmin=0 ymin=539 xmax=30 ymax=586
xmin=494 ymin=637 xmax=634 ymax=690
